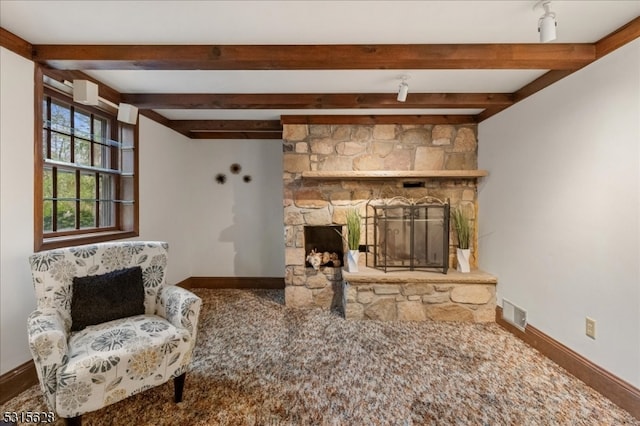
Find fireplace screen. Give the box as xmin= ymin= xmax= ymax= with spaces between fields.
xmin=365 ymin=197 xmax=449 ymax=274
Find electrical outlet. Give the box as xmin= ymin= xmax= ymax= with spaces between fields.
xmin=586 ymin=317 xmax=596 ymax=339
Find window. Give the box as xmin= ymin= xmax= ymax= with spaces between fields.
xmin=35 ymin=71 xmax=138 ymax=251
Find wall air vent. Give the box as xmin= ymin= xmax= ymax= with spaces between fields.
xmin=502 ymin=299 xmax=527 ymax=331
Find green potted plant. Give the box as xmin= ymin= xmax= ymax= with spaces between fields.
xmin=451 ymin=206 xmax=472 ymax=273
xmin=340 ymin=208 xmax=362 ymax=272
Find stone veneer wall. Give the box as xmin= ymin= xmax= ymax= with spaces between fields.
xmin=283 ymin=123 xmax=479 ymax=309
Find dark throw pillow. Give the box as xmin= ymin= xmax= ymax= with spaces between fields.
xmin=71 ymin=266 xmax=145 ymax=332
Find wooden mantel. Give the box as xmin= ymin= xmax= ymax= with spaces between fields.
xmin=301 ymin=170 xmax=489 ymax=180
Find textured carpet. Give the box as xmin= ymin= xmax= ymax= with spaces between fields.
xmin=2 ymin=288 xmax=638 ymax=425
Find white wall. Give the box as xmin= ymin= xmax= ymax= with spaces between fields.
xmin=479 ymin=39 xmax=640 ymax=387
xmin=0 ymin=47 xmax=36 ymax=375
xmin=189 ymin=139 xmax=284 ymax=277
xmin=135 ymin=117 xmax=194 ymax=284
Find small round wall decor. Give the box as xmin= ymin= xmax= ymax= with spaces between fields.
xmin=216 ymin=164 xmax=253 ymax=185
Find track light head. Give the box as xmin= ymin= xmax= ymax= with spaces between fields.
xmin=397 ymin=76 xmax=409 ymax=102
xmin=535 ymin=0 xmax=557 ymax=43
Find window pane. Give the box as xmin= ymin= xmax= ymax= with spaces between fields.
xmin=75 ymin=139 xmax=91 ymax=166
xmin=80 ymin=173 xmax=96 ymax=200
xmin=51 ymin=133 xmax=71 ymax=162
xmin=120 ymin=203 xmax=134 ymax=231
xmin=99 ymin=173 xmax=115 ymax=199
xmin=121 ymin=149 xmax=134 ymax=174
xmin=93 ymin=143 xmax=110 ymax=168
xmin=43 ymin=129 xmax=49 ymax=159
xmin=43 ymin=200 xmax=53 ymax=232
xmin=99 ymin=201 xmax=114 ymax=227
xmin=43 ymin=167 xmax=53 ymax=198
xmin=50 ymin=102 xmax=70 ymax=133
xmin=79 ymin=201 xmax=96 ymax=228
xmin=93 ymin=117 xmax=106 ymax=143
xmin=57 ymin=169 xmax=76 ymax=199
xmin=57 ymin=201 xmax=76 ymax=231
xmin=99 ymin=174 xmax=115 ymax=228
xmin=120 ymin=125 xmax=135 ymax=148
xmin=74 ymin=110 xmax=91 ymax=139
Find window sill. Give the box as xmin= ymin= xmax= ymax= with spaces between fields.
xmin=37 ymin=230 xmax=139 ymax=252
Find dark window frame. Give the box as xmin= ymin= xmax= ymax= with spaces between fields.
xmin=34 ymin=67 xmax=139 ymax=251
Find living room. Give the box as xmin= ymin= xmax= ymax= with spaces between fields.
xmin=1 ymin=1 xmax=639 ymax=423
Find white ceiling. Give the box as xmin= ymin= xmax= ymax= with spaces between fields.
xmin=3 ymin=1 xmax=638 ymax=44
xmin=1 ymin=1 xmax=639 ymax=122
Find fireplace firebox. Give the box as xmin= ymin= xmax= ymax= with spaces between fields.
xmin=304 ymin=226 xmax=344 ymax=268
xmin=366 ymin=197 xmax=450 ymax=274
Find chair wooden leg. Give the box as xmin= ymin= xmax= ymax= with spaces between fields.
xmin=66 ymin=416 xmax=82 ymax=426
xmin=174 ymin=372 xmax=186 ymax=402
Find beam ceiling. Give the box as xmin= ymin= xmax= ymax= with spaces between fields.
xmin=1 ymin=16 xmax=639 ymax=139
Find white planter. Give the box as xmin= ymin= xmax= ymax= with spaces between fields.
xmin=456 ymin=248 xmax=471 ymax=273
xmin=345 ymin=250 xmax=359 ymax=273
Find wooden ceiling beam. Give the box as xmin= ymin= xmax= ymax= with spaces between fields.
xmin=477 ymin=70 xmax=574 ymax=121
xmin=169 ymin=119 xmax=282 ymax=132
xmin=511 ymin=70 xmax=576 ymax=103
xmin=32 ymin=43 xmax=594 ymax=70
xmin=139 ymin=109 xmax=177 ymax=130
xmin=0 ymin=27 xmax=33 ymax=59
xmin=121 ymin=93 xmax=512 ymax=110
xmin=281 ymin=115 xmax=478 ymax=125
xmin=188 ymin=131 xmax=283 ymax=140
xmin=596 ymin=16 xmax=640 ymax=59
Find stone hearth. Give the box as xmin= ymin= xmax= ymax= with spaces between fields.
xmin=342 ymin=261 xmax=497 ymax=322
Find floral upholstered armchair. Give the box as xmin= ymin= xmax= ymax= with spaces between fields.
xmin=27 ymin=241 xmax=201 ymax=426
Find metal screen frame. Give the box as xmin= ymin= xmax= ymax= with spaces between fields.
xmin=365 ymin=197 xmax=449 ymax=274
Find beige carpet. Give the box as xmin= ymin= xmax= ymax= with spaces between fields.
xmin=2 ymin=288 xmax=638 ymax=425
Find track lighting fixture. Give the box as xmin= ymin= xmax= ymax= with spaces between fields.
xmin=535 ymin=0 xmax=557 ymax=43
xmin=397 ymin=76 xmax=409 ymax=102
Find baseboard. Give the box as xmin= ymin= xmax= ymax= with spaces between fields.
xmin=496 ymin=306 xmax=640 ymax=420
xmin=175 ymin=277 xmax=193 ymax=289
xmin=0 ymin=360 xmax=38 ymax=405
xmin=188 ymin=276 xmax=285 ymax=289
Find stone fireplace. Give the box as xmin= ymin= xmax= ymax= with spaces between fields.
xmin=283 ymin=123 xmax=483 ymax=311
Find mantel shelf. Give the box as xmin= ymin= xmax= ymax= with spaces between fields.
xmin=301 ymin=170 xmax=489 ymax=180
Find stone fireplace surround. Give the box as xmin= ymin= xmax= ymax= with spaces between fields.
xmin=282 ymin=123 xmax=496 ymax=322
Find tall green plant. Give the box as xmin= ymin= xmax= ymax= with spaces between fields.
xmin=451 ymin=206 xmax=471 ymax=250
xmin=337 ymin=208 xmax=361 ymax=251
